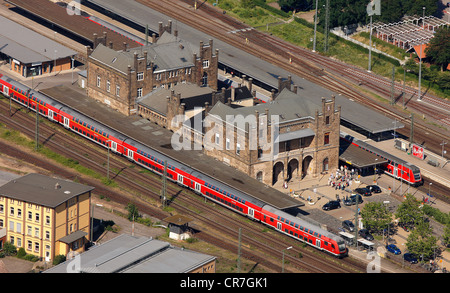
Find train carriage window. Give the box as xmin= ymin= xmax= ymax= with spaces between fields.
xmin=324 ymin=241 xmax=328 ymax=246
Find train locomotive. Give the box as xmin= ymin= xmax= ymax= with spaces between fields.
xmin=0 ymin=73 xmax=348 ymax=258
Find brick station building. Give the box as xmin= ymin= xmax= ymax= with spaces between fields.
xmin=86 ymin=23 xmax=219 ymax=116
xmin=203 ymin=83 xmax=341 ymax=186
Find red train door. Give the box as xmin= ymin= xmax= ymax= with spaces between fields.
xmin=63 ymin=117 xmax=70 ymax=128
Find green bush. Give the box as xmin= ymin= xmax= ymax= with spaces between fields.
xmin=2 ymin=242 xmax=17 ymax=256
xmin=53 ymin=254 xmax=66 ymax=266
xmin=17 ymin=247 xmax=27 ymax=259
xmin=423 ymin=205 xmax=450 ymax=225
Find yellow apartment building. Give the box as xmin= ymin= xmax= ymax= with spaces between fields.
xmin=0 ymin=173 xmax=94 ymax=262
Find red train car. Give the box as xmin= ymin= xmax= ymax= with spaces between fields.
xmin=0 ymin=73 xmax=348 ymax=258
xmin=341 ymin=134 xmax=422 ymax=186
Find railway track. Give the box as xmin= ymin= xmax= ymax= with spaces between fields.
xmin=132 ymin=0 xmax=450 ymax=206
xmin=1 ymin=1 xmax=445 ymax=272
xmin=0 ymin=96 xmax=368 ymax=273
xmin=135 ymin=0 xmax=449 ymax=161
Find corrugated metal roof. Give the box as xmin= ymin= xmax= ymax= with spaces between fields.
xmin=44 ymin=234 xmax=215 ymax=273
xmin=0 ymin=15 xmax=76 ymax=64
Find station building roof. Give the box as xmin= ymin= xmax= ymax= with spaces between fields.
xmin=0 ymin=15 xmax=77 ymax=64
xmin=339 ymin=141 xmax=388 ymax=168
xmin=44 ymin=234 xmax=216 ymax=273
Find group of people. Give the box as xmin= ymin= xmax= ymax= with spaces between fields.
xmin=328 ymin=165 xmax=357 ymax=191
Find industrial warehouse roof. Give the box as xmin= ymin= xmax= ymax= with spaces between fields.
xmin=0 ymin=15 xmax=77 ymax=64
xmin=0 ymin=173 xmax=94 ymax=208
xmin=44 ymin=234 xmax=216 ymax=273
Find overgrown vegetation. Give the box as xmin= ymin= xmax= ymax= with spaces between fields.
xmin=207 ymin=0 xmax=449 ymax=99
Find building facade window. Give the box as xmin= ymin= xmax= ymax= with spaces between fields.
xmin=202 ymin=59 xmax=209 ymax=68
xmin=106 ymin=80 xmax=110 ymax=92
xmin=96 ymin=75 xmax=101 ymax=88
xmin=137 ymin=72 xmax=144 ymax=81
xmin=116 ymin=85 xmax=120 ymax=97
xmin=137 ymin=88 xmax=143 ymax=98
xmin=324 ymin=132 xmax=330 ymax=145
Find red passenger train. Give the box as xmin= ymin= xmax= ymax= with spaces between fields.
xmin=341 ymin=134 xmax=422 ymax=186
xmin=0 ymin=73 xmax=348 ymax=258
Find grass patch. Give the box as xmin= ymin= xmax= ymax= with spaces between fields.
xmin=0 ymin=121 xmax=116 ymax=187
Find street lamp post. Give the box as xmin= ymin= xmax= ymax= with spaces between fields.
xmin=418 ymin=7 xmax=425 ymax=100
xmin=441 ymin=141 xmax=447 ymax=160
xmin=312 ymin=0 xmax=318 ymax=52
xmin=106 ymin=140 xmax=112 ymax=180
xmin=282 ymin=246 xmax=293 ymax=273
xmin=428 ymin=182 xmax=432 ymax=197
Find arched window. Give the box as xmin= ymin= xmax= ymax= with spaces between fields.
xmin=323 ymin=157 xmax=329 ymax=172
xmin=202 ymin=72 xmax=208 ymax=86
xmin=256 ymin=171 xmax=263 ymax=182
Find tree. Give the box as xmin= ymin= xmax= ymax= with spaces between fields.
xmin=278 ymin=0 xmax=312 ymax=12
xmin=395 ymin=194 xmax=424 ymax=228
xmin=360 ymin=202 xmax=392 ymax=234
xmin=443 ymin=223 xmax=450 ymax=248
xmin=126 ymin=202 xmax=140 ymax=221
xmin=425 ymin=27 xmax=450 ymax=71
xmin=406 ymin=219 xmax=437 ymax=261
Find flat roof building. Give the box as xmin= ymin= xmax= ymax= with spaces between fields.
xmin=0 ymin=173 xmax=94 ymax=261
xmin=0 ymin=15 xmax=77 ymax=78
xmin=44 ymin=234 xmax=216 ymax=273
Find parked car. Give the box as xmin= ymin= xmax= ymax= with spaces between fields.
xmin=359 ymin=229 xmax=374 ymax=241
xmin=322 ymin=200 xmax=341 ymax=211
xmin=342 ymin=220 xmax=355 ymax=232
xmin=386 ymin=244 xmax=402 ymax=255
xmin=403 ymin=253 xmax=418 ymax=264
xmin=366 ymin=185 xmax=382 ymax=193
xmin=354 ymin=187 xmax=372 ymax=196
xmin=343 ymin=194 xmax=363 ymax=206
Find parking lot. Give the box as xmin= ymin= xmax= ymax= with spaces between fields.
xmin=273 ymin=169 xmax=449 ymax=272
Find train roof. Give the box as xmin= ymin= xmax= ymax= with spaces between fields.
xmin=60 ymin=104 xmax=127 ymax=141
xmin=262 ymin=205 xmax=343 ymax=242
xmin=340 ymin=134 xmax=420 ymax=172
xmin=0 ymin=75 xmax=63 ymax=109
xmin=126 ymin=138 xmax=267 ymax=207
xmin=190 ymin=170 xmax=267 ymax=208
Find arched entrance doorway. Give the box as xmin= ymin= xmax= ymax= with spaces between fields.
xmin=272 ymin=161 xmax=284 ymax=185
xmin=302 ymin=155 xmax=313 ymax=177
xmin=323 ymin=157 xmax=329 ymax=172
xmin=287 ymin=159 xmax=299 ymax=181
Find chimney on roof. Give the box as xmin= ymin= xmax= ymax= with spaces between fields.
xmin=108 ymin=41 xmax=113 ymax=49
xmin=55 ymin=183 xmax=61 ymax=189
xmin=123 ymin=42 xmax=128 ymax=52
